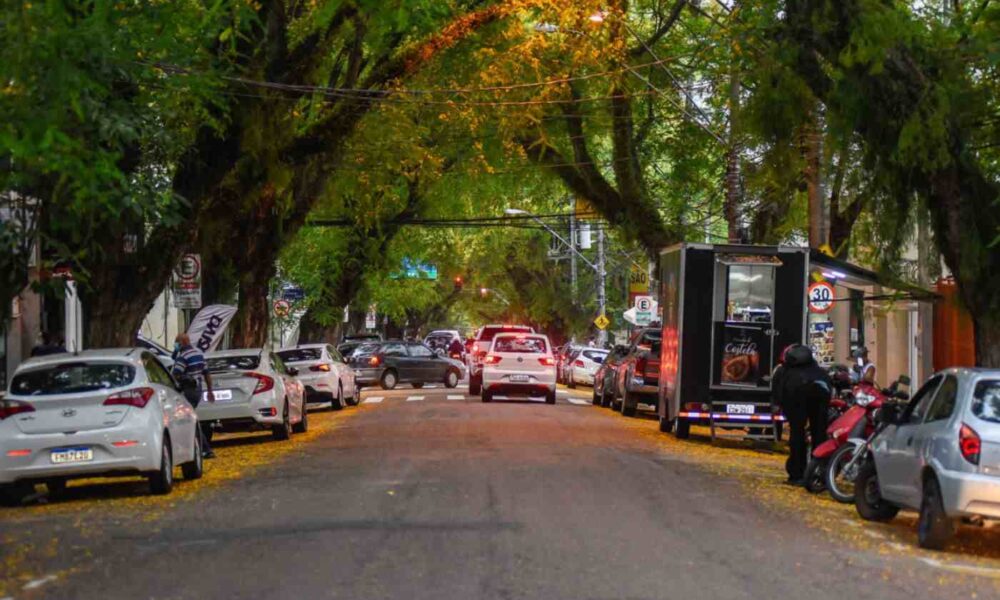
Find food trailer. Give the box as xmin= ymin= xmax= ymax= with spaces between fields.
xmin=656 ymin=244 xmax=809 ymax=441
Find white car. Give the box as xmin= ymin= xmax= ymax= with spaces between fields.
xmin=568 ymin=348 xmax=609 ymax=388
xmin=277 ymin=344 xmax=357 ymax=410
xmin=199 ymin=350 xmax=306 ymax=441
xmin=0 ymin=349 xmax=202 ymax=505
xmin=481 ymin=333 xmax=557 ymax=404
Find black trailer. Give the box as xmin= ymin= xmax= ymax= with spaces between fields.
xmin=656 ymin=244 xmax=808 ymax=441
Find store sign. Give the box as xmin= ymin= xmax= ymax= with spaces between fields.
xmin=173 ymin=254 xmax=202 ymax=309
xmin=629 ymin=265 xmax=649 ymax=294
xmin=808 ymin=281 xmax=835 ymax=314
xmin=717 ymin=324 xmax=766 ymax=387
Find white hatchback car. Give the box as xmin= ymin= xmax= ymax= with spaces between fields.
xmin=277 ymin=344 xmax=357 ymax=410
xmin=481 ymin=333 xmax=557 ymax=404
xmin=568 ymin=348 xmax=608 ymax=388
xmin=1 ymin=349 xmax=202 ymax=505
xmin=199 ymin=350 xmax=306 ymax=441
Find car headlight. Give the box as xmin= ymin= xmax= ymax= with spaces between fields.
xmin=855 ymin=392 xmax=874 ymax=407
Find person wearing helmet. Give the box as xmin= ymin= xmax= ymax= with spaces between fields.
xmin=778 ymin=344 xmax=832 ymax=485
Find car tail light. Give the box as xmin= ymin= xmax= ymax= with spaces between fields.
xmin=483 ymin=355 xmax=502 ymax=365
xmin=574 ymin=359 xmax=585 ymax=367
xmin=310 ymin=364 xmax=331 ymax=372
xmin=259 ymin=407 xmax=277 ymax=417
xmin=247 ymin=373 xmax=275 ymax=395
xmin=103 ymin=387 xmax=155 ymax=408
xmin=538 ymin=357 xmax=556 ymax=366
xmin=0 ymin=399 xmax=35 ymax=420
xmin=6 ymin=449 xmax=31 ymax=457
xmin=960 ymin=423 xmax=981 ymax=465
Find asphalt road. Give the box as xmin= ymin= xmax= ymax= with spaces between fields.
xmin=2 ymin=385 xmax=995 ymax=599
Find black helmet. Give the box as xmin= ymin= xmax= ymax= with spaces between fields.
xmin=783 ymin=344 xmax=814 ymax=367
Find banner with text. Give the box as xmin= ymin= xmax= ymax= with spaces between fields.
xmin=186 ymin=304 xmax=237 ymax=353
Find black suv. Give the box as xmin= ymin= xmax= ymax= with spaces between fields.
xmin=350 ymin=340 xmax=463 ymax=390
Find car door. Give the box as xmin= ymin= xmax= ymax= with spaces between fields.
xmin=327 ymin=345 xmax=350 ymax=398
xmin=407 ymin=343 xmax=440 ymax=381
xmin=142 ymin=353 xmax=194 ymax=464
xmin=381 ymin=343 xmax=411 ymax=380
xmin=878 ymin=375 xmax=943 ymax=503
xmin=910 ymin=374 xmax=961 ymax=488
xmin=270 ymin=353 xmax=302 ymax=422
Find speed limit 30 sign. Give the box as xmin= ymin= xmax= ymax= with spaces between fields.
xmin=808 ymin=281 xmax=835 ymax=313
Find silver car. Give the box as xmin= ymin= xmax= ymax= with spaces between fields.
xmin=855 ymin=368 xmax=1000 ymax=549
xmin=199 ymin=350 xmax=306 ymax=441
xmin=277 ymin=344 xmax=357 ymax=410
xmin=0 ymin=349 xmax=203 ymax=505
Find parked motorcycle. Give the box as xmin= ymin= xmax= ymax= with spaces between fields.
xmin=803 ymin=375 xmax=909 ymax=498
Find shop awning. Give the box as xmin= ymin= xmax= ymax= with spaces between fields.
xmin=810 ymin=250 xmax=938 ymax=302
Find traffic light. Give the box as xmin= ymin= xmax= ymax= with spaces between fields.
xmin=453 ymin=276 xmax=463 ymax=291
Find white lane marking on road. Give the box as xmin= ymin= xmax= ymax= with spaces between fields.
xmin=567 ymin=398 xmax=590 ymax=406
xmin=557 ymin=390 xmax=569 ymax=395
xmin=919 ymin=556 xmax=1000 ymax=579
xmin=23 ymin=575 xmax=58 ymax=590
xmin=447 ymin=395 xmax=464 ymax=400
xmin=406 ymin=396 xmax=425 ymax=402
xmin=363 ymin=396 xmax=384 ymax=404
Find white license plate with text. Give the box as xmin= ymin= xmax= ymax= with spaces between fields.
xmin=204 ymin=389 xmax=233 ymax=402
xmin=726 ymin=404 xmax=755 ymax=415
xmin=509 ymin=375 xmax=530 ymax=383
xmin=51 ymin=447 xmax=93 ymax=464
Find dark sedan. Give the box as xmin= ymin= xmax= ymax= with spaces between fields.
xmin=350 ymin=340 xmax=463 ymax=390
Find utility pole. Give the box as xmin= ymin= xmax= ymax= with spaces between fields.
xmin=569 ymin=197 xmax=578 ymax=305
xmin=597 ymin=224 xmax=607 ymax=347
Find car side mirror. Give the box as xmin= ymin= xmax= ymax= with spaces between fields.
xmin=897 ymin=374 xmax=911 ymax=387
xmin=894 ymin=390 xmax=910 ymax=401
xmin=287 ymin=367 xmax=299 ymax=376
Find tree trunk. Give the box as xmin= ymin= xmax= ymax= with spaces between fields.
xmin=974 ymin=314 xmax=1000 ymax=369
xmin=804 ymin=106 xmax=826 ymax=248
xmin=724 ymin=61 xmax=742 ymax=242
xmin=231 ymin=262 xmax=273 ymax=348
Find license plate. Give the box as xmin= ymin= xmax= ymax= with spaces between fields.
xmin=726 ymin=404 xmax=755 ymax=415
xmin=509 ymin=374 xmax=530 ymax=383
xmin=204 ymin=389 xmax=233 ymax=402
xmin=51 ymin=447 xmax=93 ymax=464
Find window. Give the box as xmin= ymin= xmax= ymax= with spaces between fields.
xmin=424 ymin=335 xmax=452 ymax=352
xmin=725 ymin=265 xmax=774 ymax=323
xmin=972 ymin=380 xmax=1000 ymax=424
xmin=493 ymin=336 xmax=548 ymax=353
xmin=408 ymin=344 xmax=434 ymax=358
xmin=925 ymin=376 xmax=959 ymax=423
xmin=903 ymin=376 xmax=942 ymax=424
xmin=206 ymin=355 xmax=260 ymax=372
xmin=382 ymin=343 xmax=407 ymax=357
xmin=11 ymin=362 xmax=136 ymax=396
xmin=277 ymin=348 xmax=321 ymax=363
xmin=582 ymin=350 xmax=607 ymax=363
xmin=142 ymin=353 xmax=174 ymax=387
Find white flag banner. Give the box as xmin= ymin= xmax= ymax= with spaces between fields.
xmin=187 ymin=305 xmax=237 ymax=353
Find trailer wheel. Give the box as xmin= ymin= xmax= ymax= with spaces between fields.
xmin=674 ymin=418 xmax=690 ymax=439
xmin=659 ymin=416 xmax=674 ymax=433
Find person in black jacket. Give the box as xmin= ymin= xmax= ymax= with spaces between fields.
xmin=779 ymin=345 xmax=832 ymax=485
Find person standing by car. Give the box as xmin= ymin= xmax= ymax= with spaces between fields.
xmin=171 ymin=334 xmax=216 ymax=459
xmin=778 ymin=345 xmax=832 ymax=485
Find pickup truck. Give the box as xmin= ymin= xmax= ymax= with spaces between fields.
xmin=612 ymin=328 xmax=662 ymax=417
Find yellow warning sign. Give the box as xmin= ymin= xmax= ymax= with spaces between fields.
xmin=594 ymin=314 xmax=610 ymax=330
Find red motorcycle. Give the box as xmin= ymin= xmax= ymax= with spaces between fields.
xmin=804 ymin=376 xmax=909 ymax=501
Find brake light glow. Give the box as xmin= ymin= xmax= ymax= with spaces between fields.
xmin=960 ymin=423 xmax=981 ymax=465
xmin=483 ymin=355 xmax=502 ymax=365
xmin=247 ymin=373 xmax=275 ymax=395
xmin=368 ymin=355 xmax=382 ymax=367
xmin=574 ymin=359 xmax=585 ymax=367
xmin=103 ymin=387 xmax=155 ymax=408
xmin=259 ymin=407 xmax=277 ymax=417
xmin=5 ymin=449 xmax=30 ymax=457
xmin=310 ymin=364 xmax=331 ymax=372
xmin=0 ymin=399 xmax=35 ymax=420
xmin=538 ymin=357 xmax=556 ymax=366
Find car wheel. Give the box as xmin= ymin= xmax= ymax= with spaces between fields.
xmin=482 ymin=390 xmax=492 ymax=403
xmin=331 ymin=385 xmax=345 ymax=411
xmin=567 ymin=372 xmax=576 ymax=389
xmin=412 ymin=382 xmax=424 ymax=389
xmin=445 ymin=370 xmax=459 ymax=389
xmin=675 ymin=418 xmax=691 ymax=439
xmin=854 ymin=462 xmax=899 ymax=522
xmin=181 ymin=432 xmax=204 ymax=480
xmin=0 ymin=483 xmax=34 ymax=507
xmin=293 ymin=400 xmax=309 ymax=433
xmin=918 ymin=475 xmax=954 ymax=550
xmin=621 ymin=389 xmax=637 ymax=417
xmin=380 ymin=370 xmax=398 ymax=391
xmin=659 ymin=416 xmax=674 ymax=433
xmin=345 ymin=383 xmax=359 ymax=406
xmin=546 ymin=390 xmax=556 ymax=404
xmin=148 ymin=437 xmax=174 ymax=495
xmin=272 ymin=402 xmax=292 ymax=441
xmin=469 ymin=374 xmax=481 ymax=396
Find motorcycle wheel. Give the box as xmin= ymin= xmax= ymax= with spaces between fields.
xmin=825 ymin=443 xmax=862 ymax=504
xmin=803 ymin=459 xmax=826 ymax=494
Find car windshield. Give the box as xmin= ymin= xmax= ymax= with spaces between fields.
xmin=582 ymin=350 xmax=608 ymax=363
xmin=493 ymin=336 xmax=547 ymax=353
xmin=972 ymin=380 xmax=1000 ymax=424
xmin=352 ymin=343 xmax=381 ymax=357
xmin=479 ymin=326 xmax=531 ymax=342
xmin=277 ymin=348 xmax=322 ymax=363
xmin=10 ymin=362 xmax=136 ymax=395
xmin=206 ymin=355 xmax=260 ymax=372
xmin=424 ymin=335 xmax=452 ymax=351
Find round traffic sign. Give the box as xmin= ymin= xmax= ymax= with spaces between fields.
xmin=808 ymin=281 xmax=835 ymax=313
xmin=175 ymin=254 xmax=201 ymax=282
xmin=273 ymin=299 xmax=291 ymax=317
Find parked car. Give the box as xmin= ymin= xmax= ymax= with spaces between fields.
xmin=467 ymin=325 xmax=534 ymax=395
xmin=855 ymin=369 xmax=1000 ymax=549
xmin=136 ymin=334 xmax=175 ymax=369
xmin=568 ymin=348 xmax=608 ymax=388
xmin=198 ymin=350 xmax=307 ymax=441
xmin=0 ymin=349 xmax=202 ymax=505
xmin=593 ymin=345 xmax=630 ymax=407
xmin=277 ymin=344 xmax=357 ymax=410
xmin=555 ymin=345 xmax=581 ymax=384
xmin=337 ymin=334 xmax=383 ymax=360
xmin=481 ymin=333 xmax=557 ymax=404
xmin=351 ymin=340 xmax=463 ymax=390
xmin=611 ymin=328 xmax=662 ymax=417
